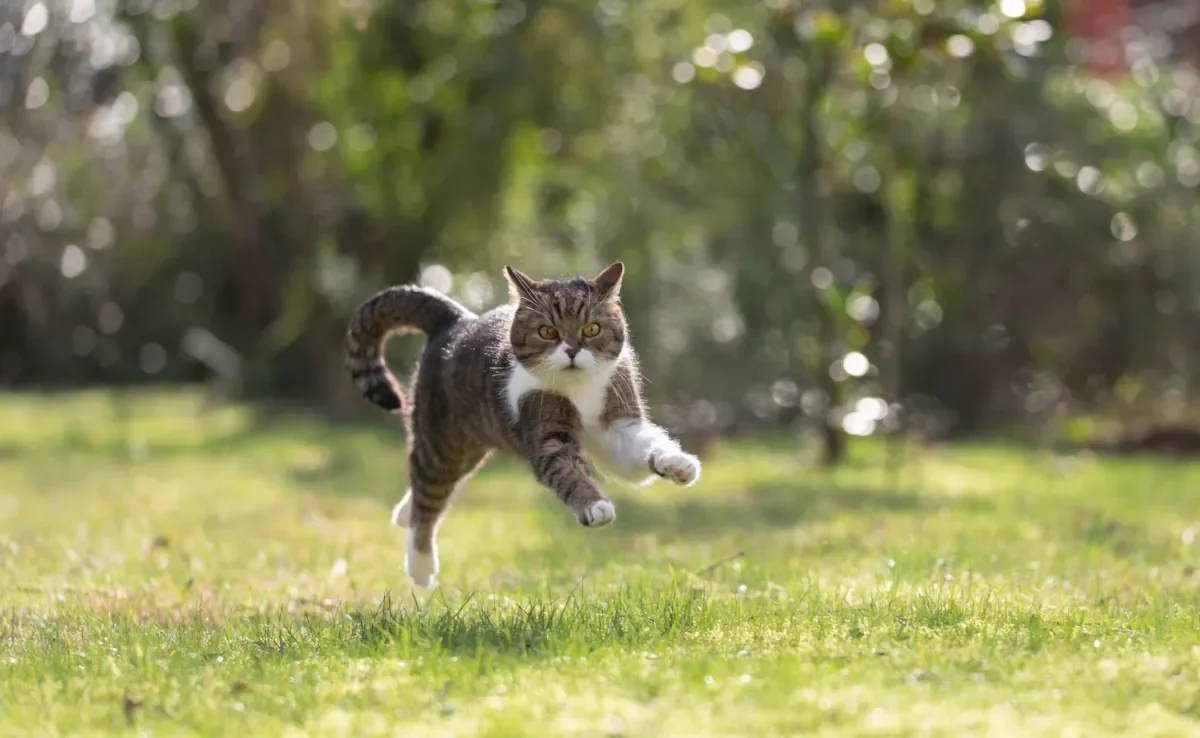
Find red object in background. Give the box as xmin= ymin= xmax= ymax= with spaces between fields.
xmin=1064 ymin=0 xmax=1130 ymax=76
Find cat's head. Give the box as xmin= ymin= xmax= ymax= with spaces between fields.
xmin=504 ymin=262 xmax=627 ymax=377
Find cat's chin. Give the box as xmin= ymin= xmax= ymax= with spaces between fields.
xmin=546 ymin=366 xmax=594 ymax=379
xmin=534 ymin=363 xmax=609 ymax=383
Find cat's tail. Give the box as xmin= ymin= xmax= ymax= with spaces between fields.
xmin=344 ymin=285 xmax=472 ymax=412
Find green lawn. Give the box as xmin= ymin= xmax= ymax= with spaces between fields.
xmin=4 ymin=391 xmax=1200 ymax=736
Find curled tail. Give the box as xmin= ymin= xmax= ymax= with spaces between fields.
xmin=344 ymin=285 xmax=472 ymax=412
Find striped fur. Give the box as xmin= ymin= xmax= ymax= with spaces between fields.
xmin=344 ymin=285 xmax=474 ymax=412
xmin=347 ymin=263 xmax=701 ymax=588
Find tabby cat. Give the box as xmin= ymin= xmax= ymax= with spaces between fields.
xmin=344 ymin=262 xmax=701 ymax=587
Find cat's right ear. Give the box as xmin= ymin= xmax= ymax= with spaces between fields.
xmin=504 ymin=266 xmax=540 ymax=304
xmin=593 ymin=261 xmax=624 ymax=299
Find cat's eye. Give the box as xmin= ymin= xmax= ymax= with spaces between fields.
xmin=582 ymin=322 xmax=601 ymax=338
xmin=537 ymin=325 xmax=559 ymax=341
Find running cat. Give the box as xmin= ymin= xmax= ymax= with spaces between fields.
xmin=344 ymin=262 xmax=701 ymax=587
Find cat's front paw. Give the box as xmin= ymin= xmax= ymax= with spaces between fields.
xmin=578 ymin=499 xmax=616 ymax=527
xmin=651 ymin=450 xmax=702 ymax=486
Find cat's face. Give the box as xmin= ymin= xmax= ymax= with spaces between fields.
xmin=505 ymin=262 xmax=627 ymax=378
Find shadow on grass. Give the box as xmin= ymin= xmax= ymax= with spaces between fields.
xmin=1 ymin=418 xmax=407 ymax=473
xmin=245 ymin=586 xmax=715 ymax=660
xmin=608 ymin=481 xmax=994 ymax=538
xmin=238 ymin=574 xmax=1070 ymax=664
xmin=0 ymin=387 xmax=411 ymax=453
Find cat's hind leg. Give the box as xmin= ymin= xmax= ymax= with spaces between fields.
xmin=402 ymin=443 xmax=488 ymax=588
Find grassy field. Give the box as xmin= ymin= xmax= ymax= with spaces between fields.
xmin=4 ymin=391 xmax=1200 ymax=736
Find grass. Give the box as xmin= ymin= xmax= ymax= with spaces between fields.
xmin=3 ymin=390 xmax=1200 ymax=736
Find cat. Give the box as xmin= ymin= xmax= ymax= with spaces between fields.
xmin=344 ymin=262 xmax=702 ymax=587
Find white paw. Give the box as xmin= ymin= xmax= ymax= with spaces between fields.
xmin=652 ymin=450 xmax=702 ymax=486
xmin=405 ymin=537 xmax=438 ymax=588
xmin=391 ymin=493 xmax=412 ymax=528
xmin=579 ymin=499 xmax=616 ymax=527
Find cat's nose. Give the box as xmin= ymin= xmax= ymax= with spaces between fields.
xmin=565 ymin=347 xmax=580 ymax=359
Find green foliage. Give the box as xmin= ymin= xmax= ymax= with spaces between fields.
xmin=0 ymin=0 xmax=1196 ymax=443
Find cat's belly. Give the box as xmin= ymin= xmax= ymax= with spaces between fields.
xmin=581 ymin=419 xmax=656 ymax=486
xmin=580 ymin=422 xmax=619 ymax=472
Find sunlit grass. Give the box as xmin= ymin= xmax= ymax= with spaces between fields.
xmin=3 ymin=390 xmax=1200 ymax=735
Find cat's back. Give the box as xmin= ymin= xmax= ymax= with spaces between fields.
xmin=413 ymin=303 xmax=515 ymax=438
xmin=439 ymin=303 xmax=514 ymax=363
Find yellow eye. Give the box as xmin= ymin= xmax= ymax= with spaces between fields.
xmin=582 ymin=322 xmax=601 ymax=338
xmin=537 ymin=325 xmax=559 ymax=341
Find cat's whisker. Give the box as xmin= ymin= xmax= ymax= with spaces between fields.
xmin=611 ymin=375 xmax=640 ymax=419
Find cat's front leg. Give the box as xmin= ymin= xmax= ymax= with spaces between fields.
xmin=604 ymin=418 xmax=702 ymax=487
xmin=518 ymin=391 xmax=615 ymax=527
xmin=650 ymin=444 xmax=702 ymax=487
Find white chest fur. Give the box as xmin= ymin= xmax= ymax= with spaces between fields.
xmin=504 ymin=352 xmax=675 ymax=487
xmin=505 ymin=362 xmax=612 ymax=433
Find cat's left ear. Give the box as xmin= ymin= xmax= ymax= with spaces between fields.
xmin=504 ymin=265 xmax=540 ymax=304
xmin=593 ymin=262 xmax=624 ymax=300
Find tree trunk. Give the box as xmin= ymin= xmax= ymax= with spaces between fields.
xmin=881 ymin=155 xmax=911 ymax=471
xmin=798 ymin=46 xmax=845 ymax=466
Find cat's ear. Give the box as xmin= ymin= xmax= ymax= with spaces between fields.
xmin=593 ymin=262 xmax=624 ymax=299
xmin=504 ymin=265 xmax=540 ymax=303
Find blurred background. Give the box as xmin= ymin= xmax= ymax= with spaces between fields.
xmin=1 ymin=0 xmax=1197 ymax=462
